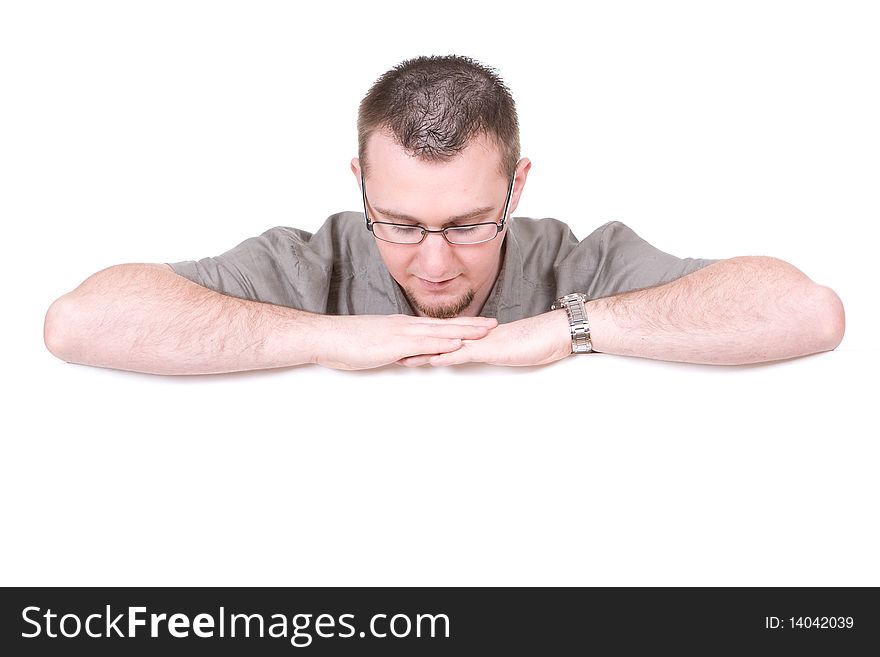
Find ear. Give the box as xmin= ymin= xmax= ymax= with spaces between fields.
xmin=508 ymin=158 xmax=532 ymax=216
xmin=350 ymin=158 xmax=362 ymax=190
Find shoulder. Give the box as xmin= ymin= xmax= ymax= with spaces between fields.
xmin=510 ymin=217 xmax=639 ymax=244
xmin=255 ymin=211 xmax=364 ymax=245
xmin=509 ymin=215 xmax=576 ymax=239
xmin=585 ymin=220 xmax=640 ymax=243
xmin=508 ymin=216 xmax=580 ymax=255
xmin=251 ymin=212 xmax=371 ymax=260
xmin=508 ymin=217 xmax=649 ymax=264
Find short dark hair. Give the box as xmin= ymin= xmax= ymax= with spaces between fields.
xmin=357 ymin=54 xmax=520 ymax=180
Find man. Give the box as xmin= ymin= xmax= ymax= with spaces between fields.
xmin=43 ymin=55 xmax=845 ymax=375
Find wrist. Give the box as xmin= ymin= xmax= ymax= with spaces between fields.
xmin=551 ymin=292 xmax=593 ymax=354
xmin=583 ymin=298 xmax=606 ymax=354
xmin=550 ymin=308 xmax=573 ymax=359
xmin=305 ymin=313 xmax=337 ymax=366
xmin=267 ymin=308 xmax=332 ymax=367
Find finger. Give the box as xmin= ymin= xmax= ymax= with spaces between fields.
xmin=409 ymin=323 xmax=494 ymax=340
xmin=429 ymin=345 xmax=474 ymax=367
xmin=414 ymin=316 xmax=498 ymax=328
xmin=398 ymin=354 xmax=435 ymax=367
xmin=408 ymin=337 xmax=463 ymax=357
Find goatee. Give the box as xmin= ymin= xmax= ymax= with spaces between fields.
xmin=403 ymin=286 xmax=476 ymax=319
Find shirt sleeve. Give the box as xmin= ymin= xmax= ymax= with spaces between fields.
xmin=576 ymin=221 xmax=721 ymax=300
xmin=165 ymin=226 xmax=324 ymax=309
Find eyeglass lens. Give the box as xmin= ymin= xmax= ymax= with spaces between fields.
xmin=371 ymin=223 xmax=499 ymax=244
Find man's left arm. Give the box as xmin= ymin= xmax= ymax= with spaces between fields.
xmin=406 ymin=256 xmax=845 ymax=367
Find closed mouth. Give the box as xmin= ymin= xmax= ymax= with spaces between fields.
xmin=418 ymin=276 xmax=457 ymax=288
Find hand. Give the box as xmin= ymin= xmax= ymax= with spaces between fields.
xmin=313 ymin=314 xmax=499 ymax=371
xmin=397 ymin=309 xmax=572 ymax=367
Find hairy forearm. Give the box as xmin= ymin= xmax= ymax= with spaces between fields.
xmin=585 ymin=256 xmax=846 ymax=365
xmin=44 ymin=264 xmax=322 ymax=375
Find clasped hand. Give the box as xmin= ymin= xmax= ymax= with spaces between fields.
xmin=316 ymin=310 xmax=572 ymax=370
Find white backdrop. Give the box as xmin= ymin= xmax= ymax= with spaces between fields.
xmin=2 ymin=0 xmax=877 ymax=586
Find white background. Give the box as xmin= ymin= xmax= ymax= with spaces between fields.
xmin=2 ymin=0 xmax=877 ymax=585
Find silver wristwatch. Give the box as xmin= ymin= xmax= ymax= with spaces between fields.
xmin=551 ymin=292 xmax=593 ymax=354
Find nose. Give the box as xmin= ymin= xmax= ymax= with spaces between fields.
xmin=416 ymin=231 xmax=457 ymax=277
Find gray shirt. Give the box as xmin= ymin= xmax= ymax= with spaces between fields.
xmin=166 ymin=212 xmax=719 ymax=324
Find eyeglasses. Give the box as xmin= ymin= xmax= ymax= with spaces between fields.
xmin=360 ymin=170 xmax=515 ymax=245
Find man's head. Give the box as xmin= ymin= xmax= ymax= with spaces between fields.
xmin=351 ymin=55 xmax=531 ymax=318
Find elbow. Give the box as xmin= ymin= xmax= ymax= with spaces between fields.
xmin=735 ymin=257 xmax=845 ymax=357
xmin=44 ymin=295 xmax=80 ymax=362
xmin=810 ymin=285 xmax=845 ymax=353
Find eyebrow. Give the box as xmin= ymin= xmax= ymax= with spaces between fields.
xmin=371 ymin=205 xmax=497 ymax=225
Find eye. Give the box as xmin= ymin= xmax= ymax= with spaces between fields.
xmin=391 ymin=225 xmax=422 ymax=234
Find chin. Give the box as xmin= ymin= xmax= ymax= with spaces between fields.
xmin=405 ymin=285 xmax=476 ymax=319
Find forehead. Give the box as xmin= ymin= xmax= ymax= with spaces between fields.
xmin=364 ymin=129 xmax=505 ymax=197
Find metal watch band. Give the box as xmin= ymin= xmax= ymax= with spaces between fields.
xmin=551 ymin=292 xmax=593 ymax=354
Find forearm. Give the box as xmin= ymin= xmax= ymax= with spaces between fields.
xmin=585 ymin=256 xmax=846 ymax=365
xmin=44 ymin=264 xmax=323 ymax=375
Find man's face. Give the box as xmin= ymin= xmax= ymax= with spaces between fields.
xmin=352 ymin=130 xmax=528 ymax=318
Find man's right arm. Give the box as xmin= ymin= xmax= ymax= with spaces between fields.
xmin=43 ymin=264 xmax=496 ymax=375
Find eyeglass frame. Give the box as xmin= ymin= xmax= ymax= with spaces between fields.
xmin=360 ymin=169 xmax=516 ymax=245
